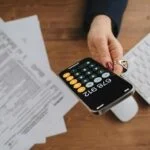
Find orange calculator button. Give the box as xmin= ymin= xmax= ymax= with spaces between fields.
xmin=66 ymin=76 xmax=74 ymax=81
xmin=63 ymin=72 xmax=70 ymax=78
xmin=70 ymin=79 xmax=78 ymax=85
xmin=77 ymin=87 xmax=86 ymax=93
xmin=73 ymin=83 xmax=82 ymax=89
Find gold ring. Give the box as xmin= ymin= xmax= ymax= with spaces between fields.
xmin=113 ymin=59 xmax=128 ymax=73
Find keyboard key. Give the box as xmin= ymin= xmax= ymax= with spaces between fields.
xmin=123 ymin=34 xmax=150 ymax=104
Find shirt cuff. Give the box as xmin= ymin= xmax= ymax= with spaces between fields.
xmin=84 ymin=0 xmax=128 ymax=37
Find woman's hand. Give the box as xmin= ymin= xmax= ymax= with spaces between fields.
xmin=87 ymin=15 xmax=123 ymax=75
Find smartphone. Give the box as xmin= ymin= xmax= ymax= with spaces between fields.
xmin=59 ymin=58 xmax=134 ymax=115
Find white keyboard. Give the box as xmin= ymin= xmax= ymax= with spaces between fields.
xmin=123 ymin=34 xmax=150 ymax=104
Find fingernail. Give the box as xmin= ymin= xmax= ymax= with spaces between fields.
xmin=106 ymin=62 xmax=114 ymax=71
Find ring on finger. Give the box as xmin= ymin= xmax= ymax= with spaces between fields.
xmin=113 ymin=59 xmax=128 ymax=73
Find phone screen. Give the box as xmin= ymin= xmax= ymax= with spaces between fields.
xmin=59 ymin=58 xmax=133 ymax=112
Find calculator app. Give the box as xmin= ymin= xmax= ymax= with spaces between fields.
xmin=59 ymin=58 xmax=133 ymax=111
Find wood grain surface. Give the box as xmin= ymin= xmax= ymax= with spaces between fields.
xmin=0 ymin=0 xmax=150 ymax=150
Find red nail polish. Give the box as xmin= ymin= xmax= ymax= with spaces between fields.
xmin=106 ymin=62 xmax=114 ymax=71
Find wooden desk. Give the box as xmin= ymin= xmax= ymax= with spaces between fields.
xmin=0 ymin=0 xmax=150 ymax=149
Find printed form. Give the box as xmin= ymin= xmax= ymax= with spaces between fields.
xmin=4 ymin=16 xmax=68 ymax=139
xmin=0 ymin=18 xmax=77 ymax=150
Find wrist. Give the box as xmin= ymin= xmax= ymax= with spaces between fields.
xmin=93 ymin=15 xmax=111 ymax=24
xmin=90 ymin=15 xmax=112 ymax=32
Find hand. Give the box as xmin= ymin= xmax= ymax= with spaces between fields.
xmin=87 ymin=15 xmax=123 ymax=75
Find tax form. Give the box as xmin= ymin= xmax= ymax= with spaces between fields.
xmin=3 ymin=15 xmax=68 ymax=140
xmin=5 ymin=16 xmax=51 ymax=71
xmin=0 ymin=17 xmax=77 ymax=150
xmin=0 ymin=17 xmax=67 ymax=147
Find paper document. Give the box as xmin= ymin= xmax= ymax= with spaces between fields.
xmin=0 ymin=17 xmax=66 ymax=143
xmin=3 ymin=16 xmax=68 ymax=140
xmin=6 ymin=16 xmax=51 ymax=70
xmin=0 ymin=16 xmax=77 ymax=150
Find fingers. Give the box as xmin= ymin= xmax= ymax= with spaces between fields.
xmin=109 ymin=36 xmax=124 ymax=75
xmin=88 ymin=36 xmax=113 ymax=68
xmin=88 ymin=34 xmax=124 ymax=75
xmin=87 ymin=15 xmax=124 ymax=75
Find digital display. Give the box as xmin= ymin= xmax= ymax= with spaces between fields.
xmin=59 ymin=58 xmax=133 ymax=112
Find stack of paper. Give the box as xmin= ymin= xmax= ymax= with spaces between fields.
xmin=0 ymin=15 xmax=78 ymax=150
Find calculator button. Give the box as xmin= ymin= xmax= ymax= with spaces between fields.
xmin=77 ymin=87 xmax=86 ymax=93
xmin=78 ymin=75 xmax=85 ymax=80
xmin=73 ymin=83 xmax=82 ymax=89
xmin=86 ymin=71 xmax=92 ymax=75
xmin=66 ymin=76 xmax=74 ymax=81
xmin=86 ymin=82 xmax=94 ymax=88
xmin=94 ymin=77 xmax=102 ymax=83
xmin=89 ymin=64 xmax=95 ymax=68
xmin=70 ymin=79 xmax=78 ymax=85
xmin=81 ymin=79 xmax=89 ymax=84
xmin=81 ymin=68 xmax=88 ymax=72
xmin=85 ymin=61 xmax=91 ymax=65
xmin=74 ymin=72 xmax=80 ymax=77
xmin=70 ymin=69 xmax=77 ymax=73
xmin=78 ymin=64 xmax=85 ymax=69
xmin=102 ymin=72 xmax=110 ymax=78
xmin=97 ymin=70 xmax=105 ymax=74
xmin=89 ymin=74 xmax=97 ymax=79
xmin=93 ymin=67 xmax=99 ymax=71
xmin=63 ymin=72 xmax=70 ymax=78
